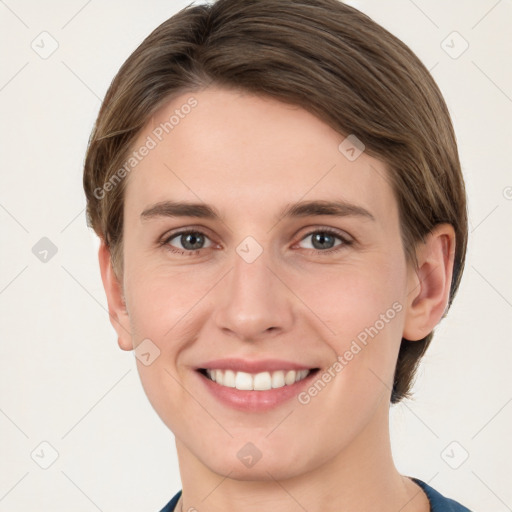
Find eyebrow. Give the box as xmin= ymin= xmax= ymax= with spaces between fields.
xmin=140 ymin=199 xmax=375 ymax=222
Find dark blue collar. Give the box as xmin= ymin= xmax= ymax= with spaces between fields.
xmin=411 ymin=477 xmax=473 ymax=511
xmin=159 ymin=479 xmax=473 ymax=512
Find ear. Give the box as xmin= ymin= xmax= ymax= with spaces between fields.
xmin=402 ymin=224 xmax=456 ymax=341
xmin=98 ymin=240 xmax=133 ymax=351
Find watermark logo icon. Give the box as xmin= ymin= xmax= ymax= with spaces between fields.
xmin=440 ymin=440 xmax=469 ymax=469
xmin=31 ymin=441 xmax=59 ymax=469
xmin=338 ymin=134 xmax=365 ymax=161
xmin=236 ymin=236 xmax=263 ymax=263
xmin=237 ymin=442 xmax=262 ymax=468
xmin=135 ymin=338 xmax=161 ymax=366
xmin=441 ymin=31 xmax=469 ymax=59
xmin=32 ymin=237 xmax=58 ymax=263
xmin=31 ymin=31 xmax=59 ymax=59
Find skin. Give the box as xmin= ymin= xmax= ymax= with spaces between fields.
xmin=99 ymin=87 xmax=455 ymax=512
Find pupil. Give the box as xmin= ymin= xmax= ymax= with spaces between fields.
xmin=313 ymin=233 xmax=334 ymax=250
xmin=183 ymin=233 xmax=203 ymax=250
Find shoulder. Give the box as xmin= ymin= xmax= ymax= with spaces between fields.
xmin=411 ymin=478 xmax=474 ymax=512
xmin=159 ymin=489 xmax=182 ymax=512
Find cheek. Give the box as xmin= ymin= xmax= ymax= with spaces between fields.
xmin=122 ymin=263 xmax=210 ymax=433
xmin=297 ymin=261 xmax=405 ymax=335
xmin=123 ymin=258 xmax=218 ymax=343
xmin=289 ymin=258 xmax=407 ymax=384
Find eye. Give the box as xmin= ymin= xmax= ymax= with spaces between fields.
xmin=297 ymin=228 xmax=352 ymax=253
xmin=159 ymin=227 xmax=353 ymax=256
xmin=162 ymin=230 xmax=213 ymax=254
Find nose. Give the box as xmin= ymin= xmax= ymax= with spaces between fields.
xmin=212 ymin=245 xmax=295 ymax=342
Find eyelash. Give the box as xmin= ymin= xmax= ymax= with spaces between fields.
xmin=158 ymin=227 xmax=353 ymax=257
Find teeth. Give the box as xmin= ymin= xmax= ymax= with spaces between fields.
xmin=285 ymin=370 xmax=297 ymax=385
xmin=253 ymin=372 xmax=272 ymax=390
xmin=223 ymin=369 xmax=236 ymax=388
xmin=236 ymin=371 xmax=253 ymax=390
xmin=271 ymin=370 xmax=285 ymax=388
xmin=204 ymin=369 xmax=311 ymax=390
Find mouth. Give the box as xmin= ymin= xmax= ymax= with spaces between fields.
xmin=197 ymin=367 xmax=320 ymax=391
xmin=194 ymin=357 xmax=323 ymax=411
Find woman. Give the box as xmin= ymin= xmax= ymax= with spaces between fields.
xmin=83 ymin=1 xmax=472 ymax=510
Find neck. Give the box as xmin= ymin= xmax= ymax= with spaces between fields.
xmin=174 ymin=399 xmax=429 ymax=512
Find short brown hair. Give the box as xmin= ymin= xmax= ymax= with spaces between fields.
xmin=83 ymin=0 xmax=468 ymax=404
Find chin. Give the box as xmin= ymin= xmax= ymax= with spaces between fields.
xmin=208 ymin=457 xmax=307 ymax=482
xmin=198 ymin=442 xmax=315 ymax=482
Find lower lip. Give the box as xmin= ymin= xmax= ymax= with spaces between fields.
xmin=195 ymin=369 xmax=319 ymax=412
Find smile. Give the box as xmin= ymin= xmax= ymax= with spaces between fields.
xmin=201 ymin=368 xmax=312 ymax=391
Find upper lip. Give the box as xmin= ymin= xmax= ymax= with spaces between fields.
xmin=197 ymin=358 xmax=318 ymax=374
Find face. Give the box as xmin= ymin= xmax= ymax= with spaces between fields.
xmin=110 ymin=87 xmax=422 ymax=479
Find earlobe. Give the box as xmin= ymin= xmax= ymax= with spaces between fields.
xmin=402 ymin=224 xmax=456 ymax=342
xmin=98 ymin=240 xmax=133 ymax=351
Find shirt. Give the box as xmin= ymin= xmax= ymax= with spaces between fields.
xmin=159 ymin=477 xmax=474 ymax=511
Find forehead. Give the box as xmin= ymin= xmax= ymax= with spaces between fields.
xmin=124 ymin=87 xmax=397 ymax=227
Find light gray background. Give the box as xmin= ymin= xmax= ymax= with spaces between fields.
xmin=1 ymin=0 xmax=511 ymax=510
